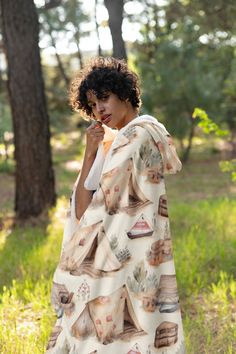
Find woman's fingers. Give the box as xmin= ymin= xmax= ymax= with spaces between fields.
xmin=87 ymin=121 xmax=105 ymax=137
xmin=85 ymin=121 xmax=105 ymax=154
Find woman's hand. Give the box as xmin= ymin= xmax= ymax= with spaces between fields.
xmin=75 ymin=120 xmax=105 ymax=220
xmin=85 ymin=120 xmax=105 ymax=157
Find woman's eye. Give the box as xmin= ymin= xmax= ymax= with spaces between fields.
xmin=101 ymin=95 xmax=109 ymax=101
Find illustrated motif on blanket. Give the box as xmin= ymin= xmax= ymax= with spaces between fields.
xmin=71 ymin=285 xmax=146 ymax=345
xmin=46 ymin=325 xmax=63 ymax=350
xmin=158 ymin=194 xmax=168 ymax=217
xmin=147 ymin=221 xmax=173 ymax=266
xmin=127 ymin=262 xmax=179 ymax=313
xmin=127 ymin=213 xmax=153 ymax=239
xmin=100 ymin=159 xmax=152 ymax=216
xmin=136 ymin=139 xmax=164 ymax=184
xmin=112 ymin=125 xmax=138 ymax=156
xmin=77 ymin=279 xmax=90 ymax=302
xmin=154 ymin=321 xmax=178 ymax=348
xmin=59 ymin=225 xmax=123 ymax=278
xmin=126 ymin=342 xmax=142 ymax=354
xmin=51 ymin=282 xmax=75 ymax=318
xmin=109 ymin=235 xmax=132 ymax=264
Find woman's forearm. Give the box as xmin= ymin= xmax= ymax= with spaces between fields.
xmin=75 ymin=150 xmax=96 ymax=220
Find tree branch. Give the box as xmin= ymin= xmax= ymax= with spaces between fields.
xmin=44 ymin=0 xmax=62 ymax=10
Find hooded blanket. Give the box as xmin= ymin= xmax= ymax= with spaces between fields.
xmin=46 ymin=115 xmax=186 ymax=354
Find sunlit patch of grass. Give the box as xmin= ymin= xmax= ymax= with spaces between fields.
xmin=0 ymin=277 xmax=55 ymax=354
xmin=0 ymin=198 xmax=66 ymax=353
xmin=0 ymin=197 xmax=67 ymax=290
xmin=165 ymin=154 xmax=236 ymax=203
xmin=182 ymin=272 xmax=236 ymax=353
xmin=169 ymin=198 xmax=236 ymax=353
xmin=171 ymin=199 xmax=236 ymax=295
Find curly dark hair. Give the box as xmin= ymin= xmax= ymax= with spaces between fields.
xmin=69 ymin=57 xmax=141 ymax=118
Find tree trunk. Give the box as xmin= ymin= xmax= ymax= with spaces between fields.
xmin=0 ymin=37 xmax=5 ymax=90
xmin=104 ymin=0 xmax=127 ymax=60
xmin=48 ymin=26 xmax=70 ymax=87
xmin=74 ymin=31 xmax=84 ymax=69
xmin=95 ymin=0 xmax=102 ymax=57
xmin=0 ymin=55 xmax=3 ymax=91
xmin=182 ymin=116 xmax=195 ymax=163
xmin=0 ymin=0 xmax=56 ymax=219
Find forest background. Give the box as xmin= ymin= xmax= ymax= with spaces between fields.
xmin=0 ymin=0 xmax=236 ymax=353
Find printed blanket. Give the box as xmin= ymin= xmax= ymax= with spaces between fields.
xmin=46 ymin=115 xmax=186 ymax=354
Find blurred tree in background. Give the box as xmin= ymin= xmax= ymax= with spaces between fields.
xmin=104 ymin=0 xmax=127 ymax=60
xmin=0 ymin=0 xmax=56 ymax=218
xmin=38 ymin=0 xmax=90 ymax=130
xmin=133 ymin=0 xmax=236 ymax=160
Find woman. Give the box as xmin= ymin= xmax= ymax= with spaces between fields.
xmin=46 ymin=57 xmax=185 ymax=354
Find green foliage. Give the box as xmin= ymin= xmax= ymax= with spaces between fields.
xmin=219 ymin=160 xmax=236 ymax=182
xmin=193 ymin=107 xmax=229 ymax=136
xmin=42 ymin=64 xmax=70 ymax=117
xmin=0 ymin=159 xmax=15 ymax=174
xmin=193 ymin=107 xmax=236 ymax=181
xmin=135 ymin=19 xmax=227 ymax=140
xmin=0 ymin=92 xmax=14 ymax=167
xmin=0 ymin=92 xmax=12 ymax=141
xmin=133 ymin=0 xmax=236 ymax=156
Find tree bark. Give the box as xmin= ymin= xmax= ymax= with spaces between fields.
xmin=0 ymin=50 xmax=4 ymax=91
xmin=0 ymin=0 xmax=56 ymax=219
xmin=74 ymin=30 xmax=84 ymax=69
xmin=104 ymin=0 xmax=127 ymax=60
xmin=44 ymin=0 xmax=62 ymax=10
xmin=182 ymin=116 xmax=195 ymax=163
xmin=47 ymin=22 xmax=70 ymax=86
xmin=95 ymin=0 xmax=102 ymax=57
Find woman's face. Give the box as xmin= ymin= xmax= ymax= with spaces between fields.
xmin=86 ymin=91 xmax=136 ymax=130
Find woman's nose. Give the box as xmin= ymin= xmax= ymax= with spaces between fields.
xmin=96 ymin=101 xmax=105 ymax=113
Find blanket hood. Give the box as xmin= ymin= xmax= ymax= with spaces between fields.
xmin=130 ymin=115 xmax=182 ymax=175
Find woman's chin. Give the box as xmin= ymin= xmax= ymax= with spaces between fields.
xmin=104 ymin=120 xmax=115 ymax=129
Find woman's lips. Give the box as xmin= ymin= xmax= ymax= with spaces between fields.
xmin=101 ymin=114 xmax=111 ymax=124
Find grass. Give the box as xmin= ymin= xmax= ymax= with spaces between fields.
xmin=0 ymin=129 xmax=236 ymax=353
xmin=171 ymin=199 xmax=236 ymax=353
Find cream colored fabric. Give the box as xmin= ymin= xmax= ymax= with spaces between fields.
xmin=46 ymin=115 xmax=185 ymax=354
xmin=84 ymin=124 xmax=118 ymax=191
